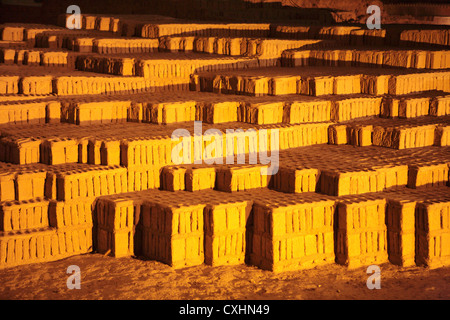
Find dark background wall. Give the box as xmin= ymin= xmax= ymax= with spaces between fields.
xmin=1 ymin=0 xmax=449 ymax=25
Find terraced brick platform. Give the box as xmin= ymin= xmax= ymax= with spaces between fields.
xmin=0 ymin=13 xmax=449 ymax=274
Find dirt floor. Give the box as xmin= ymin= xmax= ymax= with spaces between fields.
xmin=0 ymin=253 xmax=448 ymax=300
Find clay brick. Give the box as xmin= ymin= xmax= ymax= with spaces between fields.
xmin=48 ymin=198 xmax=94 ymax=229
xmin=416 ymin=201 xmax=450 ymax=268
xmin=0 ymin=138 xmax=41 ymax=164
xmin=286 ymin=100 xmax=331 ymax=124
xmin=0 ymin=199 xmax=49 ymax=232
xmin=331 ymin=97 xmax=382 ymax=122
xmin=373 ymin=125 xmax=437 ymax=149
xmin=250 ymin=199 xmax=335 ymax=272
xmin=41 ymin=138 xmax=78 ymax=165
xmin=1 ymin=27 xmax=24 ymax=41
xmin=161 ymin=166 xmax=187 ymax=191
xmin=328 ymin=125 xmax=347 ymax=145
xmin=361 ymin=74 xmax=390 ymax=96
xmin=386 ymin=199 xmax=416 ymax=267
xmin=336 ymin=198 xmax=388 ymax=269
xmin=127 ymin=165 xmax=161 ymax=192
xmin=434 ymin=126 xmax=450 ymax=146
xmin=0 ymin=76 xmax=19 ymax=94
xmin=148 ymin=101 xmax=196 ymax=124
xmin=15 ymin=171 xmax=47 ymax=201
xmin=271 ymin=167 xmax=319 ymax=193
xmin=430 ymin=95 xmax=450 ymax=117
xmin=0 ymin=174 xmax=15 ymax=202
xmin=141 ymin=202 xmax=205 ymax=268
xmin=185 ymin=167 xmax=216 ymax=192
xmin=196 ymin=101 xmax=239 ymax=123
xmin=238 ymin=102 xmax=283 ymax=125
xmin=0 ymin=102 xmax=47 ymax=125
xmin=407 ymin=163 xmax=449 ymax=188
xmin=204 ymin=201 xmax=249 ymax=266
xmin=346 ymin=125 xmax=373 ymax=147
xmin=216 ymin=165 xmax=269 ymax=192
xmin=0 ymin=228 xmax=58 ymax=268
xmin=20 ymin=77 xmax=52 ymax=95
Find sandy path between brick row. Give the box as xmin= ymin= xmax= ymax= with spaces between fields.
xmin=0 ymin=253 xmax=448 ymax=300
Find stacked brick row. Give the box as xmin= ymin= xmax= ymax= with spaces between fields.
xmin=281 ymin=49 xmax=450 ymax=69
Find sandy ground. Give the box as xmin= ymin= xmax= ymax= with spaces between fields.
xmin=0 ymin=253 xmax=448 ymax=300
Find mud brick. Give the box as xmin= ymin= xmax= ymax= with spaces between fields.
xmin=55 ymin=166 xmax=128 ymax=201
xmin=197 ymin=101 xmax=240 ymax=124
xmin=0 ymin=199 xmax=49 ymax=232
xmin=331 ymin=97 xmax=382 ymax=122
xmin=41 ymin=138 xmax=78 ymax=165
xmin=238 ymin=102 xmax=283 ymax=125
xmin=299 ymin=76 xmax=334 ymax=96
xmin=204 ymin=201 xmax=249 ymax=266
xmin=400 ymin=29 xmax=449 ymax=47
xmin=160 ymin=36 xmax=195 ymax=52
xmin=141 ymin=202 xmax=205 ymax=268
xmin=319 ymin=170 xmax=373 ymax=196
xmin=278 ymin=123 xmax=330 ymax=149
xmin=407 ymin=163 xmax=449 ymax=188
xmin=361 ymin=74 xmax=390 ymax=96
xmin=161 ymin=166 xmax=187 ymax=191
xmin=185 ymin=167 xmax=216 ymax=192
xmin=96 ymin=197 xmax=134 ymax=232
xmin=0 ymin=76 xmax=20 ymax=94
xmin=328 ymin=125 xmax=347 ymax=145
xmin=121 ymin=138 xmax=173 ymax=167
xmin=398 ymin=97 xmax=430 ymax=118
xmin=346 ymin=125 xmax=373 ymax=147
xmin=46 ymin=101 xmax=62 ymax=123
xmin=20 ymin=77 xmax=52 ymax=95
xmin=0 ymin=101 xmax=47 ymax=125
xmin=127 ymin=102 xmax=144 ymax=122
xmin=73 ymin=38 xmax=94 ymax=53
xmin=336 ymin=198 xmax=388 ymax=269
xmin=373 ymin=125 xmax=437 ymax=149
xmin=216 ymin=165 xmax=269 ymax=192
xmin=0 ymin=174 xmax=16 ymax=202
xmin=268 ymin=76 xmax=299 ymax=96
xmin=1 ymin=49 xmax=16 ymax=64
xmin=48 ymin=198 xmax=94 ymax=228
xmin=74 ymin=101 xmax=130 ymax=125
xmin=434 ymin=126 xmax=450 ymax=146
xmin=1 ymin=26 xmax=24 ymax=41
xmin=243 ymin=76 xmax=269 ymax=96
xmin=97 ymin=227 xmax=133 ymax=258
xmin=0 ymin=227 xmax=58 ymax=268
xmin=416 ymin=201 xmax=450 ymax=268
xmin=56 ymin=224 xmax=93 ymax=258
xmin=374 ymin=165 xmax=408 ymax=191
xmin=430 ymin=95 xmax=450 ymax=117
xmin=380 ymin=97 xmax=399 ymax=118
xmin=271 ymin=167 xmax=319 ymax=193
xmin=386 ymin=199 xmax=416 ymax=267
xmin=100 ymin=140 xmax=121 ymax=166
xmin=23 ymin=51 xmax=41 ymax=66
xmin=87 ymin=139 xmax=102 ymax=165
xmin=333 ymin=75 xmax=361 ymax=95
xmin=148 ymin=101 xmax=196 ymax=124
xmin=15 ymin=171 xmax=47 ymax=201
xmin=127 ymin=165 xmax=161 ymax=192
xmin=0 ymin=138 xmax=41 ymax=164
xmin=286 ymin=100 xmax=331 ymax=124
xmin=428 ymin=51 xmax=450 ymax=69
xmin=250 ymin=199 xmax=335 ymax=272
